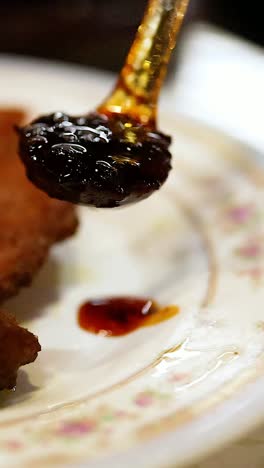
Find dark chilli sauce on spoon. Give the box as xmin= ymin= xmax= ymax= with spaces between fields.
xmin=18 ymin=112 xmax=171 ymax=208
xmin=17 ymin=0 xmax=189 ymax=208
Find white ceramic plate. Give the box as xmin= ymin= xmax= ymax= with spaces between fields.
xmin=0 ymin=56 xmax=264 ymax=468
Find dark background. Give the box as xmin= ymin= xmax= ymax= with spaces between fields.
xmin=0 ymin=0 xmax=263 ymax=71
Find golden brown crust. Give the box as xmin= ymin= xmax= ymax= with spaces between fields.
xmin=0 ymin=109 xmax=78 ymax=302
xmin=0 ymin=310 xmax=41 ymax=390
xmin=0 ymin=109 xmax=78 ymax=389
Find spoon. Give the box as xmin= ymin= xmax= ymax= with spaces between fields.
xmin=18 ymin=0 xmax=189 ymax=208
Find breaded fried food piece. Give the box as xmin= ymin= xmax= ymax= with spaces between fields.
xmin=0 ymin=109 xmax=78 ymax=302
xmin=0 ymin=310 xmax=41 ymax=390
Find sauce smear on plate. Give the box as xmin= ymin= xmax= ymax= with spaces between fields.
xmin=78 ymin=296 xmax=179 ymax=336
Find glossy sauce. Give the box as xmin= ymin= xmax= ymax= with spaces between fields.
xmin=78 ymin=296 xmax=179 ymax=336
xmin=18 ymin=112 xmax=171 ymax=208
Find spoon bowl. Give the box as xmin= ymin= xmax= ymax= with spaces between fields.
xmin=19 ymin=111 xmax=171 ymax=208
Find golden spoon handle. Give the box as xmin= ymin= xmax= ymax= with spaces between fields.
xmin=98 ymin=0 xmax=189 ymax=126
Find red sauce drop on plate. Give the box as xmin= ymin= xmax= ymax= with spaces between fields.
xmin=78 ymin=296 xmax=179 ymax=337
